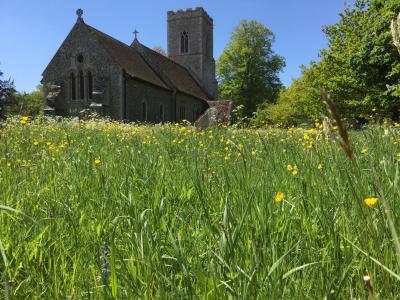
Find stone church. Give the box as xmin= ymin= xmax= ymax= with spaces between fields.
xmin=42 ymin=7 xmax=219 ymax=123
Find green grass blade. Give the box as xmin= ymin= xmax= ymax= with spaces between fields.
xmin=282 ymin=261 xmax=320 ymax=280
xmin=344 ymin=237 xmax=400 ymax=281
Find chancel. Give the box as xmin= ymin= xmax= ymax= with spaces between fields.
xmin=42 ymin=7 xmax=220 ymax=123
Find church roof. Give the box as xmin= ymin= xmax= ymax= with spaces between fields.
xmin=86 ymin=25 xmax=169 ymax=90
xmin=85 ymin=24 xmax=210 ymax=101
xmin=137 ymin=44 xmax=210 ymax=100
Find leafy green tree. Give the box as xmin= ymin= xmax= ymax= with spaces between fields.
xmin=217 ymin=20 xmax=285 ymax=118
xmin=0 ymin=67 xmax=15 ymax=117
xmin=0 ymin=70 xmax=15 ymax=101
xmin=4 ymin=85 xmax=44 ymax=116
xmin=253 ymin=64 xmax=324 ymax=126
xmin=318 ymin=0 xmax=400 ymax=118
xmin=259 ymin=0 xmax=400 ymax=126
xmin=392 ymin=12 xmax=400 ymax=54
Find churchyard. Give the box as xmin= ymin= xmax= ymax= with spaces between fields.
xmin=1 ymin=3 xmax=400 ymax=297
xmin=1 ymin=116 xmax=400 ymax=298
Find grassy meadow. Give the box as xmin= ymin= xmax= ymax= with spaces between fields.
xmin=1 ymin=116 xmax=400 ymax=299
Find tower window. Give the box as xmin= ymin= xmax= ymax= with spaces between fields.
xmin=180 ymin=31 xmax=189 ymax=53
xmin=77 ymin=54 xmax=84 ymax=63
xmin=70 ymin=73 xmax=76 ymax=100
xmin=79 ymin=71 xmax=84 ymax=100
xmin=87 ymin=71 xmax=93 ymax=100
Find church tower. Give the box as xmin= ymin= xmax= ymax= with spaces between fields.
xmin=167 ymin=7 xmax=218 ymax=99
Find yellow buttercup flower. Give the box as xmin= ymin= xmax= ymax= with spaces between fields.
xmin=364 ymin=197 xmax=378 ymax=207
xmin=95 ymin=159 xmax=101 ymax=165
xmin=287 ymin=164 xmax=293 ymax=171
xmin=317 ymin=163 xmax=323 ymax=170
xmin=361 ymin=148 xmax=368 ymax=154
xmin=292 ymin=170 xmax=298 ymax=176
xmin=274 ymin=192 xmax=285 ymax=203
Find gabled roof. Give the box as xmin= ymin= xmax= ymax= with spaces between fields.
xmin=136 ymin=43 xmax=210 ymax=100
xmin=85 ymin=25 xmax=169 ymax=90
xmin=85 ymin=23 xmax=210 ymax=101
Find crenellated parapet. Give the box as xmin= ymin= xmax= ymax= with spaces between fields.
xmin=167 ymin=7 xmax=213 ymax=23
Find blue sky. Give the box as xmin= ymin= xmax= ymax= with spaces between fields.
xmin=0 ymin=0 xmax=353 ymax=92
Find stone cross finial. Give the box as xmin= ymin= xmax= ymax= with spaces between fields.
xmin=133 ymin=29 xmax=139 ymax=40
xmin=76 ymin=8 xmax=83 ymax=20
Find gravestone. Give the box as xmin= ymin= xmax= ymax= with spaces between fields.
xmin=194 ymin=100 xmax=232 ymax=129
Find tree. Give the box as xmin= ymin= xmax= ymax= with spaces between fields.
xmin=260 ymin=0 xmax=400 ymax=125
xmin=319 ymin=0 xmax=400 ymax=118
xmin=0 ymin=68 xmax=15 ymax=105
xmin=0 ymin=67 xmax=15 ymax=118
xmin=253 ymin=64 xmax=324 ymax=126
xmin=153 ymin=46 xmax=166 ymax=56
xmin=392 ymin=12 xmax=400 ymax=54
xmin=217 ymin=20 xmax=285 ymax=118
xmin=4 ymin=85 xmax=43 ymax=116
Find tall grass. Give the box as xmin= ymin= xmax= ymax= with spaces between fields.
xmin=1 ymin=116 xmax=400 ymax=298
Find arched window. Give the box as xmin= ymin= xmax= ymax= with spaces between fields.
xmin=79 ymin=71 xmax=84 ymax=100
xmin=87 ymin=71 xmax=93 ymax=100
xmin=159 ymin=104 xmax=164 ymax=121
xmin=70 ymin=73 xmax=76 ymax=100
xmin=180 ymin=31 xmax=189 ymax=53
xmin=77 ymin=54 xmax=84 ymax=64
xmin=142 ymin=102 xmax=147 ymax=121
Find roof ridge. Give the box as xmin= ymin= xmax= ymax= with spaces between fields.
xmin=132 ymin=41 xmax=177 ymax=91
xmin=138 ymin=42 xmax=212 ymax=99
xmin=139 ymin=43 xmax=189 ymax=70
xmin=85 ymin=23 xmax=169 ymax=90
xmin=85 ymin=24 xmax=131 ymax=49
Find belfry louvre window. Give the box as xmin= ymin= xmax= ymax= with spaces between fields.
xmin=180 ymin=31 xmax=189 ymax=53
xmin=70 ymin=73 xmax=76 ymax=100
xmin=79 ymin=71 xmax=84 ymax=100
